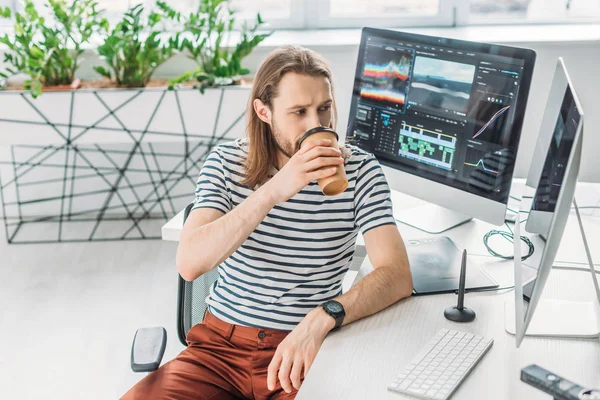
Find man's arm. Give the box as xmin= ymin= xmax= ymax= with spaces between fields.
xmin=176 ymin=186 xmax=278 ymax=281
xmin=177 ymin=140 xmax=344 ymax=281
xmin=318 ymin=223 xmax=413 ymax=327
xmin=267 ymin=223 xmax=413 ymax=393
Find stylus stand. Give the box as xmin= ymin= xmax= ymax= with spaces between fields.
xmin=444 ymin=306 xmax=476 ymax=323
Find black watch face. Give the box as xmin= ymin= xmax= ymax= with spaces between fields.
xmin=327 ymin=301 xmax=343 ymax=314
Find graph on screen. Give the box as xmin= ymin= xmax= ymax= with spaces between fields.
xmin=472 ymin=104 xmax=511 ymax=141
xmin=462 ymin=147 xmax=511 ymax=191
xmin=464 ymin=157 xmax=499 ymax=174
xmin=398 ymin=122 xmax=456 ymax=171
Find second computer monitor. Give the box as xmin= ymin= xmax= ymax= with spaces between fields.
xmin=348 ymin=28 xmax=536 ymax=232
xmin=525 ymin=58 xmax=582 ymax=238
xmin=507 ymin=59 xmax=599 ymax=346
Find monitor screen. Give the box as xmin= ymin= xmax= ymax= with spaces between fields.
xmin=348 ymin=29 xmax=535 ymax=204
xmin=522 ymin=84 xmax=582 ymax=300
xmin=530 ymin=86 xmax=581 ymax=214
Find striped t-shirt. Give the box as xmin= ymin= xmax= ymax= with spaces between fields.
xmin=191 ymin=138 xmax=396 ymax=331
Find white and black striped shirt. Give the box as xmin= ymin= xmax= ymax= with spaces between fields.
xmin=191 ymin=138 xmax=395 ymax=330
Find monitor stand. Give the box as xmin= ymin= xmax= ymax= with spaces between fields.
xmin=394 ymin=204 xmax=472 ymax=234
xmin=504 ymin=297 xmax=600 ymax=339
xmin=505 ymin=198 xmax=600 ymax=340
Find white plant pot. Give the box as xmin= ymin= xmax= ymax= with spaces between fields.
xmin=0 ymin=86 xmax=249 ymax=243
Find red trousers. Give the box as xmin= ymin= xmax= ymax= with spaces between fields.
xmin=121 ymin=311 xmax=300 ymax=400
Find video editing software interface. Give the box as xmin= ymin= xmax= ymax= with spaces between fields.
xmin=531 ymin=86 xmax=580 ymax=214
xmin=349 ymin=33 xmax=527 ymax=203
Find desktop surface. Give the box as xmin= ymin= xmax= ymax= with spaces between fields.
xmin=296 ymin=256 xmax=600 ymax=400
xmin=295 ymin=181 xmax=600 ymax=400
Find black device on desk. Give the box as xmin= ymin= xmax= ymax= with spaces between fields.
xmin=406 ymin=236 xmax=498 ymax=295
xmin=521 ymin=365 xmax=600 ymax=400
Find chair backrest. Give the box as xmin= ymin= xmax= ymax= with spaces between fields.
xmin=176 ymin=202 xmax=220 ymax=346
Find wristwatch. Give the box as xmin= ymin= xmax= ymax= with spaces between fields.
xmin=320 ymin=300 xmax=345 ymax=331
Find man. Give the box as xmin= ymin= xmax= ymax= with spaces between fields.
xmin=122 ymin=45 xmax=413 ymax=400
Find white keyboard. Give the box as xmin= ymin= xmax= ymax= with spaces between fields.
xmin=388 ymin=329 xmax=493 ymax=400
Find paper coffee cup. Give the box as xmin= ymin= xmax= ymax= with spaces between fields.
xmin=297 ymin=128 xmax=348 ymax=196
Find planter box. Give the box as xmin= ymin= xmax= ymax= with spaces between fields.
xmin=0 ymin=86 xmax=249 ymax=243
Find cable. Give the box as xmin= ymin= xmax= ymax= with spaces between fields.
xmin=452 ymin=266 xmax=598 ymax=296
xmin=509 ymin=195 xmax=533 ymax=201
xmin=452 ymin=267 xmax=599 ymax=296
xmin=483 ymin=221 xmax=534 ymax=261
xmin=455 ymin=285 xmax=515 ymax=295
xmin=554 ymin=259 xmax=600 ymax=268
xmin=506 ymin=207 xmax=529 ymax=215
xmin=553 ymin=265 xmax=600 ymax=274
xmin=484 ymin=203 xmax=600 ymax=262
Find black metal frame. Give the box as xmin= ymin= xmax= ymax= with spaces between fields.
xmin=176 ymin=201 xmax=195 ymax=346
xmin=0 ymin=87 xmax=245 ymax=243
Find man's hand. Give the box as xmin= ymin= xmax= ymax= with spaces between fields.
xmin=264 ymin=138 xmax=345 ymax=204
xmin=267 ymin=307 xmax=335 ymax=393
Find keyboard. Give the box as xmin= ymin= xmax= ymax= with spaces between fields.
xmin=387 ymin=329 xmax=493 ymax=400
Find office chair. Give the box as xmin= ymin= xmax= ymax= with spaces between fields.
xmin=129 ymin=202 xmax=219 ymax=373
xmin=128 ymin=203 xmax=367 ymax=373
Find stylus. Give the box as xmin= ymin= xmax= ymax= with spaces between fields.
xmin=457 ymin=249 xmax=467 ymax=311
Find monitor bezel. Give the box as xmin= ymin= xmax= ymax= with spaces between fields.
xmin=525 ymin=58 xmax=574 ymax=236
xmin=349 ymin=28 xmax=537 ymax=223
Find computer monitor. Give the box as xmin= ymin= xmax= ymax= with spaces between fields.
xmin=347 ymin=28 xmax=536 ymax=233
xmin=504 ymin=60 xmax=600 ymax=347
xmin=525 ymin=58 xmax=580 ymax=238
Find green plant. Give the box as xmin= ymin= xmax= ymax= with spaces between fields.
xmin=0 ymin=0 xmax=108 ymax=98
xmin=93 ymin=3 xmax=179 ymax=88
xmin=157 ymin=0 xmax=270 ymax=92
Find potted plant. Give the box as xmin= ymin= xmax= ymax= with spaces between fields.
xmin=0 ymin=0 xmax=108 ymax=97
xmin=158 ymin=0 xmax=270 ymax=92
xmin=92 ymin=3 xmax=178 ymax=88
xmin=0 ymin=0 xmax=265 ymax=243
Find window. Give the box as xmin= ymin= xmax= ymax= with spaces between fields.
xmin=230 ymin=0 xmax=292 ymax=21
xmin=328 ymin=0 xmax=441 ymax=18
xmin=2 ymin=0 xmax=599 ymax=31
xmin=6 ymin=0 xmax=152 ymax=22
xmin=0 ymin=0 xmax=14 ymax=28
xmin=317 ymin=0 xmax=453 ymax=28
xmin=233 ymin=0 xmax=600 ymax=28
xmin=469 ymin=0 xmax=600 ymax=24
xmin=229 ymin=0 xmax=303 ymax=29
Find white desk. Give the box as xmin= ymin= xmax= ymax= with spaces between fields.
xmin=295 ymin=182 xmax=600 ymax=400
xmin=296 ymin=257 xmax=600 ymax=400
xmin=161 ymin=180 xmax=600 ymax=399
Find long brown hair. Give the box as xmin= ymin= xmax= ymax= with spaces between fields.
xmin=241 ymin=45 xmax=338 ymax=189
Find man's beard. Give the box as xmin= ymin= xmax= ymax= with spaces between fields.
xmin=271 ymin=117 xmax=296 ymax=159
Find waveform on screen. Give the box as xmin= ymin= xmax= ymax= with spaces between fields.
xmin=362 ymin=60 xmax=411 ymax=83
xmin=472 ymin=105 xmax=510 ymax=139
xmin=360 ymin=54 xmax=412 ymax=107
xmin=360 ymin=87 xmax=406 ymax=104
xmin=464 ymin=158 xmax=499 ymax=174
